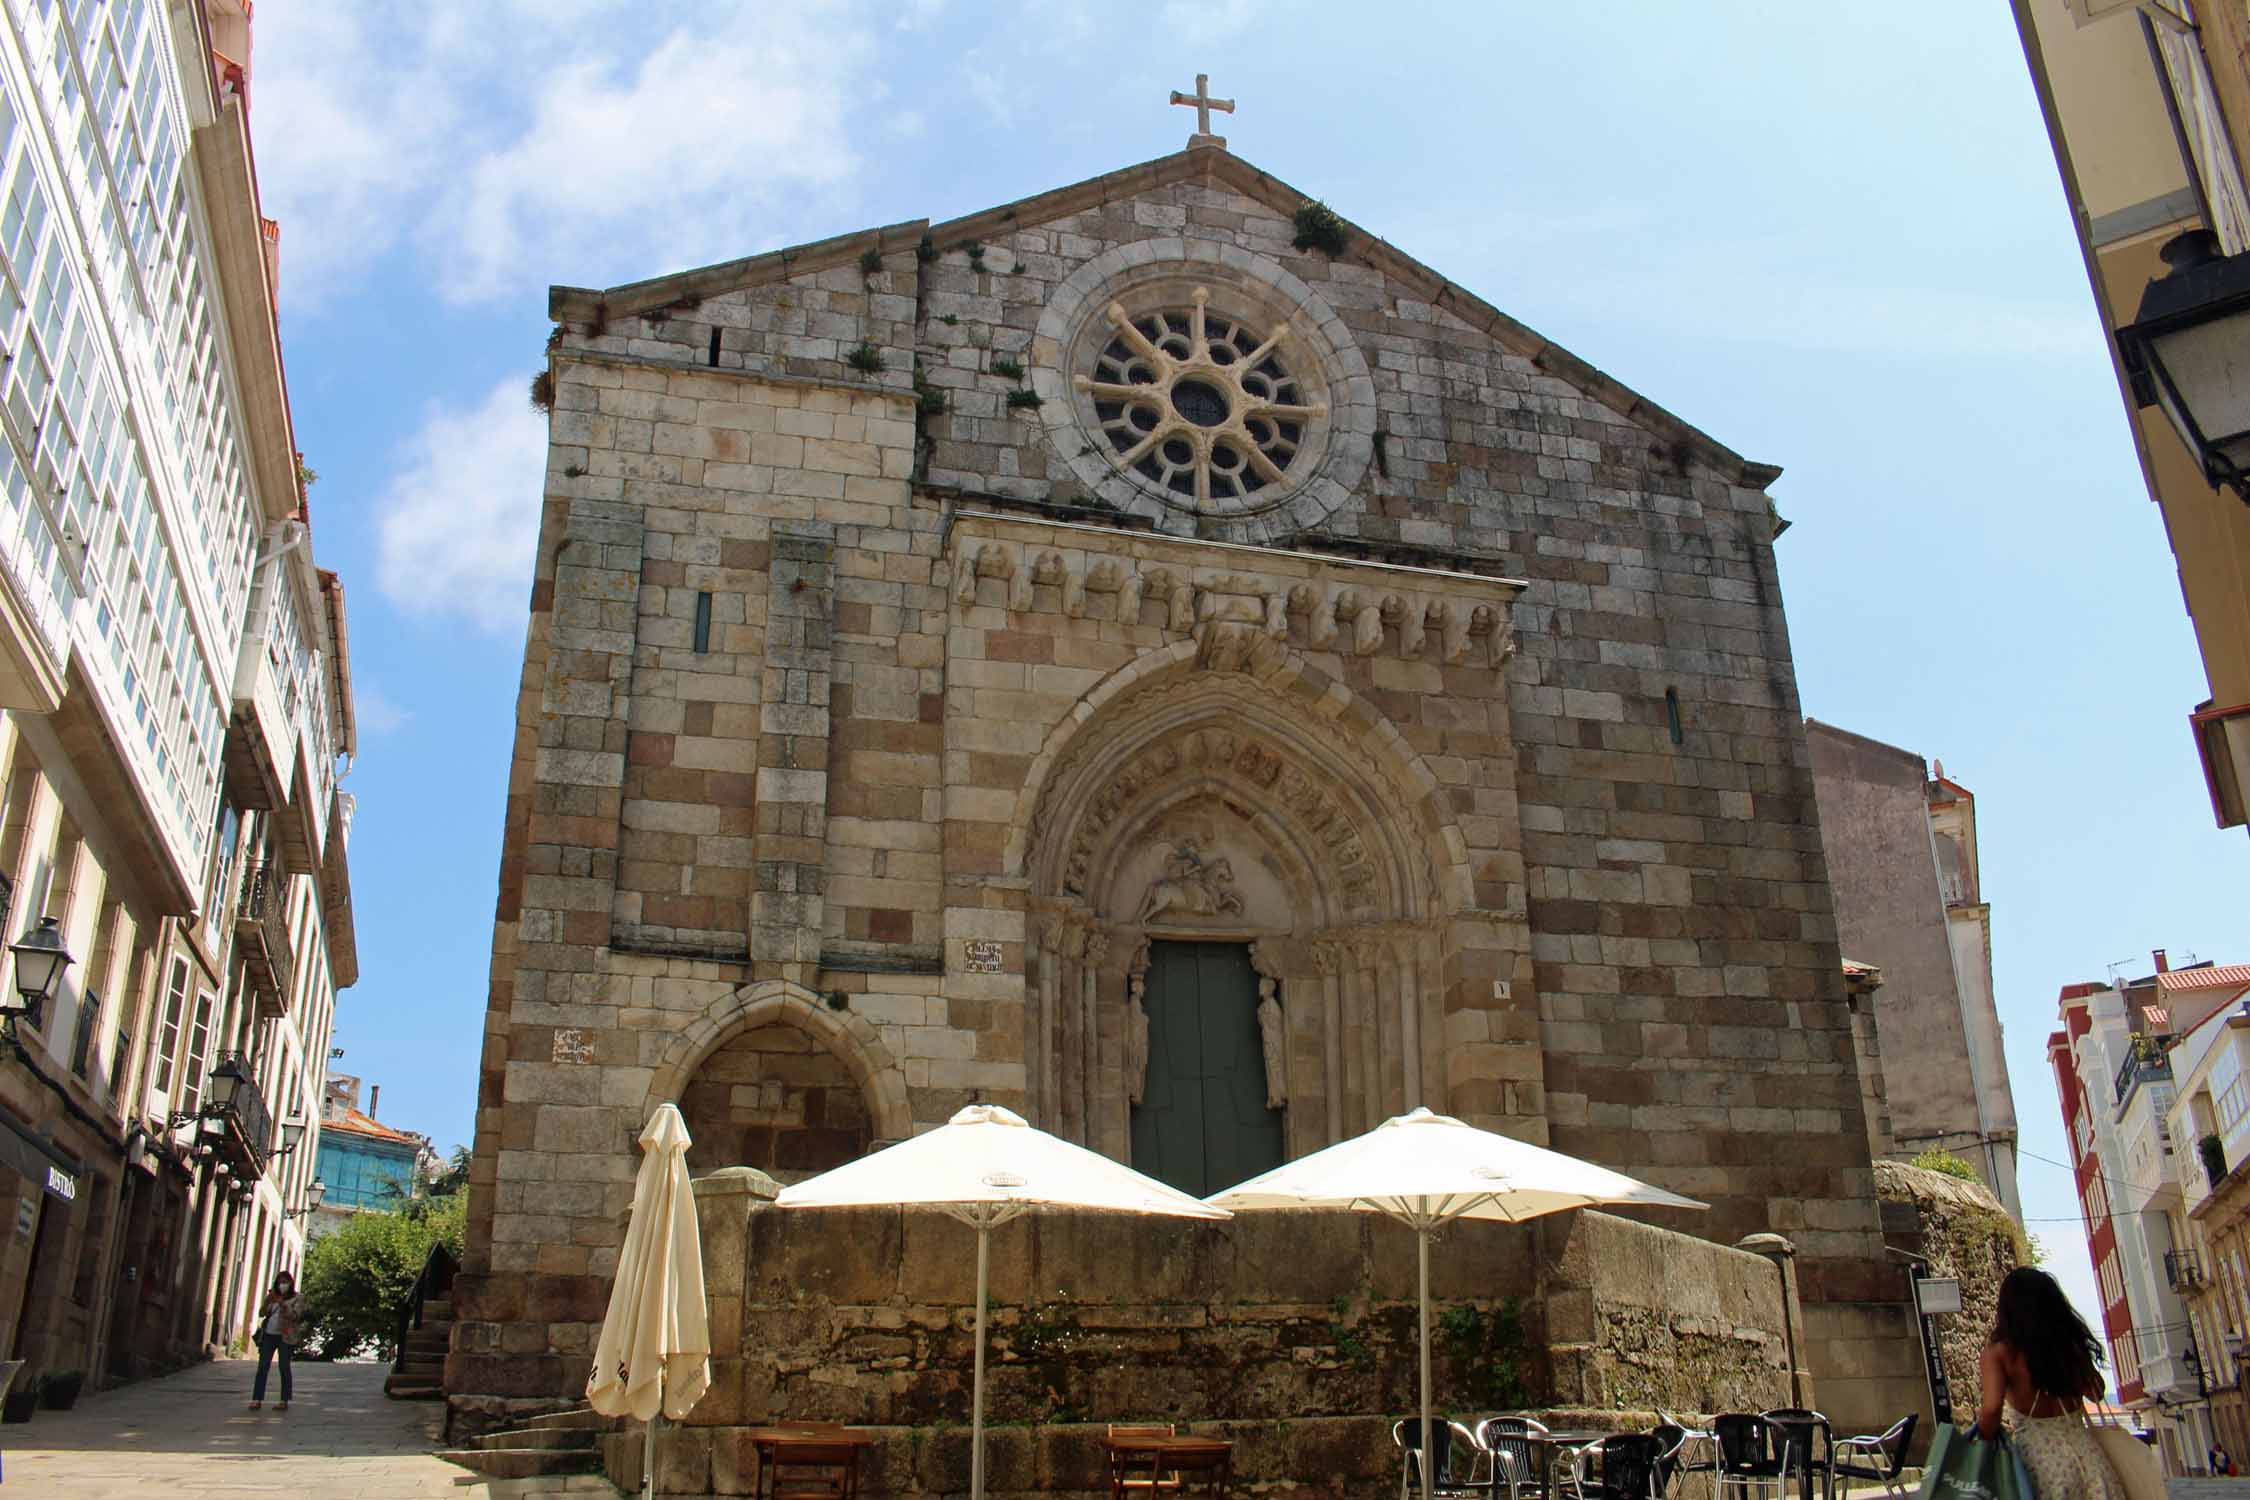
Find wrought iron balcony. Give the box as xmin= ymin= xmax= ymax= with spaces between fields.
xmin=200 ymin=1050 xmax=270 ymax=1181
xmin=234 ymin=861 xmax=294 ymax=1019
xmin=2167 ymin=1248 xmax=2207 ymax=1292
xmin=2116 ymin=1034 xmax=2173 ymax=1105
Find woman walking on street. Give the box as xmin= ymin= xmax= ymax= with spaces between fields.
xmin=1976 ymin=1266 xmax=2125 ymax=1498
xmin=249 ymin=1270 xmax=303 ymax=1412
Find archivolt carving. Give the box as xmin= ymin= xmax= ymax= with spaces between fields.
xmin=1056 ymin=719 xmax=1388 ymax=916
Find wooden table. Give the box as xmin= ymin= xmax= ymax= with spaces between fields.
xmin=1102 ymin=1433 xmax=1233 ymax=1497
xmin=739 ymin=1426 xmax=878 ymax=1500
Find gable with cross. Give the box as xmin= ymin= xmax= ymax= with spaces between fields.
xmin=1170 ymin=72 xmax=1234 ymax=150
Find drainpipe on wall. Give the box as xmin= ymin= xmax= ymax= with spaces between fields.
xmin=1737 ymin=1233 xmax=1804 ymax=1407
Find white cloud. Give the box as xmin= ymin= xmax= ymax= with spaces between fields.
xmin=375 ymin=379 xmax=549 ymax=633
xmin=430 ymin=9 xmax=870 ymax=303
xmin=353 ymin=682 xmax=412 ymax=735
xmin=253 ymin=4 xmax=879 ymax=309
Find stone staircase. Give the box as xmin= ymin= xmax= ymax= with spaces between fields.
xmin=437 ymin=1406 xmax=614 ymax=1484
xmin=383 ymin=1293 xmax=452 ymax=1400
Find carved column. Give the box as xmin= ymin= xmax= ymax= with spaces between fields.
xmin=1031 ymin=916 xmax=1063 ymax=1126
xmin=1055 ymin=920 xmax=1087 ymax=1143
xmin=1312 ymin=939 xmax=1346 ymax=1144
xmin=1352 ymin=932 xmax=1386 ymax=1130
xmin=1395 ymin=927 xmax=1422 ymax=1113
xmin=1080 ymin=929 xmax=1109 ymax=1150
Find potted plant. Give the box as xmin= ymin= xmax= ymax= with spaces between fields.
xmin=41 ymin=1369 xmax=85 ymax=1409
xmin=2 ymin=1373 xmax=42 ymax=1423
xmin=2202 ymin=1133 xmax=2228 ymax=1188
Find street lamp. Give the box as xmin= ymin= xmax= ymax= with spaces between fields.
xmin=285 ymin=1178 xmax=326 ymax=1220
xmin=272 ymin=1119 xmax=306 ymax=1158
xmin=2118 ymin=229 xmax=2250 ymax=503
xmin=2 ymin=916 xmax=73 ymax=1036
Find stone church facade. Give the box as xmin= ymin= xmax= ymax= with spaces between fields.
xmin=453 ymin=140 xmax=1916 ymax=1434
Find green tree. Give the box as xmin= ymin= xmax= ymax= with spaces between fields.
xmin=425 ymin=1144 xmax=471 ymax=1198
xmin=297 ymin=1192 xmax=465 ymax=1359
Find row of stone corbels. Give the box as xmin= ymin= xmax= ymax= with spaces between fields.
xmin=951 ymin=537 xmax=1519 ymax=668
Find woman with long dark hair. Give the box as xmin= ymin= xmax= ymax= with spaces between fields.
xmin=1976 ymin=1266 xmax=2124 ymax=1496
xmin=248 ymin=1269 xmax=303 ymax=1412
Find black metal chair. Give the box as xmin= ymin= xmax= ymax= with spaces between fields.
xmin=1760 ymin=1409 xmax=1833 ymax=1500
xmin=1395 ymin=1417 xmax=1486 ymax=1499
xmin=1656 ymin=1413 xmax=1719 ymax=1499
xmin=1573 ymin=1434 xmax=1668 ymax=1500
xmin=1476 ymin=1416 xmax=1553 ymax=1500
xmin=1713 ymin=1415 xmax=1793 ymax=1500
xmin=1829 ymin=1416 xmax=1916 ymax=1500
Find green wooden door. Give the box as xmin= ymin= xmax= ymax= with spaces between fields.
xmin=1130 ymin=941 xmax=1284 ymax=1198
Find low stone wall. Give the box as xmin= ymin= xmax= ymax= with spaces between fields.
xmin=602 ymin=1171 xmax=1796 ymax=1497
xmin=1877 ymin=1160 xmax=2021 ymax=1425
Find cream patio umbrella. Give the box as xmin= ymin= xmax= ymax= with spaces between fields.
xmin=588 ymin=1102 xmax=711 ymax=1499
xmin=1205 ymin=1106 xmax=1707 ymax=1500
xmin=775 ymin=1103 xmax=1230 ymax=1500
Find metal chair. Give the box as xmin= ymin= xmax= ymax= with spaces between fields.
xmin=1477 ymin=1416 xmax=1553 ymax=1500
xmin=1395 ymin=1418 xmax=1485 ymax=1499
xmin=1829 ymin=1416 xmax=1916 ymax=1500
xmin=1573 ymin=1434 xmax=1669 ymax=1500
xmin=1760 ymin=1409 xmax=1832 ymax=1500
xmin=1656 ymin=1413 xmax=1718 ymax=1498
xmin=1713 ymin=1415 xmax=1793 ymax=1500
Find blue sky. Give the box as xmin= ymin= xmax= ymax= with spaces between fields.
xmin=252 ymin=3 xmax=2246 ymax=1328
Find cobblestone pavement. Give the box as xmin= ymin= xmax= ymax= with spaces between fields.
xmin=0 ymin=1357 xmax=503 ymax=1497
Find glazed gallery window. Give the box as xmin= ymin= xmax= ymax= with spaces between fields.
xmin=177 ymin=985 xmax=213 ymax=1112
xmin=147 ymin=954 xmax=186 ymax=1097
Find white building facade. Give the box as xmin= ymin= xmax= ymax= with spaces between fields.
xmin=0 ymin=0 xmax=355 ymax=1382
xmin=2058 ymin=981 xmax=2204 ymax=1457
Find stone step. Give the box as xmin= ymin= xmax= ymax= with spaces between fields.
xmin=481 ymin=1425 xmax=600 ymax=1452
xmin=423 ymin=1299 xmax=454 ymax=1320
xmin=404 ymin=1334 xmax=451 ymax=1356
xmin=473 ymin=1479 xmax=622 ymax=1500
xmin=437 ymin=1447 xmax=605 ymax=1481
xmin=384 ymin=1377 xmax=444 ymax=1401
xmin=524 ymin=1408 xmax=614 ymax=1432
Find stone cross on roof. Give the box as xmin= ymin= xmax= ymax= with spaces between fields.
xmin=1170 ymin=72 xmax=1234 ymax=150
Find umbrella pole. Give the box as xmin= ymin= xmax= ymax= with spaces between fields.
xmin=645 ymin=1372 xmax=660 ymax=1500
xmin=972 ymin=1220 xmax=990 ymax=1500
xmin=1420 ymin=1220 xmax=1434 ymax=1500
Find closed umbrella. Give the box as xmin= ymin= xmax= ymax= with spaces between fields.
xmin=588 ymin=1102 xmax=711 ymax=1499
xmin=776 ymin=1104 xmax=1230 ymax=1500
xmin=1206 ymin=1106 xmax=1706 ymax=1500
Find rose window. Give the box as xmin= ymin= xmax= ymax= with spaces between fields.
xmin=1073 ymin=287 xmax=1326 ymax=510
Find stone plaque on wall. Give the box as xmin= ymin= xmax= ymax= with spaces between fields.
xmin=551 ymin=1028 xmax=594 ymax=1066
xmin=962 ymin=940 xmax=1003 ymax=974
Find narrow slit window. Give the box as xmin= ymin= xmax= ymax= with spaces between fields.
xmin=1664 ymin=687 xmax=1684 ymax=746
xmin=693 ymin=591 xmax=712 ymax=653
xmin=707 ymin=327 xmax=722 ymax=367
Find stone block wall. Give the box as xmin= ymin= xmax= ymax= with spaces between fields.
xmin=675 ymin=1023 xmax=870 ymax=1181
xmin=598 ymin=1174 xmax=1794 ymax=1498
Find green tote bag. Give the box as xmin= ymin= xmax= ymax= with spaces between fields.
xmin=1919 ymin=1423 xmax=2037 ymax=1500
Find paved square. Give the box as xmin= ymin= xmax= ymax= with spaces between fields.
xmin=0 ymin=1358 xmax=572 ymax=1498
